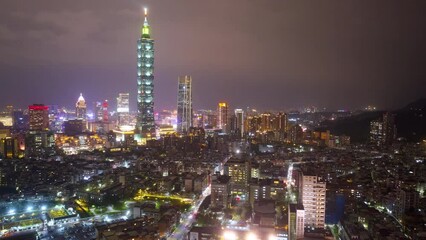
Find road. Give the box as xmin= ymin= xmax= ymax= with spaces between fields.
xmin=286 ymin=162 xmax=297 ymax=203
xmin=168 ymin=154 xmax=231 ymax=240
xmin=167 ymin=185 xmax=211 ymax=240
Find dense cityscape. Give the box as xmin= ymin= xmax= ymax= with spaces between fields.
xmin=1 ymin=2 xmax=426 ymax=240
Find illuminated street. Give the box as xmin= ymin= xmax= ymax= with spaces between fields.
xmin=168 ymin=185 xmax=211 ymax=240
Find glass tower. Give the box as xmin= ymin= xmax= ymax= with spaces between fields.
xmin=136 ymin=8 xmax=155 ymax=141
xmin=177 ymin=75 xmax=193 ymax=133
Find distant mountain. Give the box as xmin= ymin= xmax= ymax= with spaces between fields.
xmin=321 ymin=98 xmax=426 ymax=143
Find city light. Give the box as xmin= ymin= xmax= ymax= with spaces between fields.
xmin=246 ymin=232 xmax=258 ymax=240
xmin=268 ymin=234 xmax=277 ymax=240
xmin=26 ymin=206 xmax=33 ymax=212
xmin=223 ymin=231 xmax=237 ymax=240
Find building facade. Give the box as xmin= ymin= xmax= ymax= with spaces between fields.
xmin=177 ymin=76 xmax=193 ymax=134
xmin=29 ymin=104 xmax=49 ymax=131
xmin=301 ymin=175 xmax=326 ymax=229
xmin=234 ymin=109 xmax=244 ymax=138
xmin=217 ymin=102 xmax=229 ymax=133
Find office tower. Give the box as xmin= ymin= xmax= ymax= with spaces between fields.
xmin=234 ymin=109 xmax=244 ymax=138
xmin=102 ymin=100 xmax=109 ymax=122
xmin=27 ymin=104 xmax=55 ymax=157
xmin=76 ymin=93 xmax=87 ymax=120
xmin=94 ymin=101 xmax=103 ymax=121
xmin=217 ymin=102 xmax=229 ymax=133
xmin=177 ymin=75 xmax=193 ymax=133
xmin=288 ymin=204 xmax=305 ymax=240
xmin=29 ymin=104 xmax=49 ymax=131
xmin=301 ymin=175 xmax=326 ymax=229
xmin=12 ymin=110 xmax=28 ymax=132
xmin=117 ymin=93 xmax=130 ymax=113
xmin=117 ymin=93 xmax=130 ymax=126
xmin=136 ymin=8 xmax=156 ymax=141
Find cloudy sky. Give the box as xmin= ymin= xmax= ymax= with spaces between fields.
xmin=0 ymin=0 xmax=425 ymax=111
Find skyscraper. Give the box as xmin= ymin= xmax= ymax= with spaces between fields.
xmin=217 ymin=102 xmax=229 ymax=133
xmin=234 ymin=109 xmax=244 ymax=138
xmin=29 ymin=104 xmax=49 ymax=131
xmin=75 ymin=93 xmax=87 ymax=120
xmin=177 ymin=75 xmax=193 ymax=133
xmin=102 ymin=100 xmax=109 ymax=123
xmin=117 ymin=93 xmax=130 ymax=126
xmin=136 ymin=8 xmax=156 ymax=142
xmin=117 ymin=93 xmax=130 ymax=113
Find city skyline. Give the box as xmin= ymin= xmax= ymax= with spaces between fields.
xmin=1 ymin=0 xmax=425 ymax=111
xmin=0 ymin=2 xmax=425 ymax=239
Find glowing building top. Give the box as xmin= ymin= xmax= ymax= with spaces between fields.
xmin=76 ymin=93 xmax=87 ymax=120
xmin=141 ymin=8 xmax=151 ymax=39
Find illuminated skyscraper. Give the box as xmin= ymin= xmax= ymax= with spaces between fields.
xmin=117 ymin=93 xmax=130 ymax=126
xmin=75 ymin=93 xmax=87 ymax=120
xmin=117 ymin=93 xmax=130 ymax=113
xmin=102 ymin=100 xmax=109 ymax=123
xmin=177 ymin=75 xmax=192 ymax=133
xmin=136 ymin=8 xmax=155 ymax=141
xmin=217 ymin=102 xmax=229 ymax=133
xmin=94 ymin=101 xmax=103 ymax=121
xmin=234 ymin=109 xmax=244 ymax=138
xmin=29 ymin=104 xmax=49 ymax=131
xmin=301 ymin=175 xmax=326 ymax=229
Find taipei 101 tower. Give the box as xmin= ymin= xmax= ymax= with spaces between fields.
xmin=136 ymin=8 xmax=156 ymax=143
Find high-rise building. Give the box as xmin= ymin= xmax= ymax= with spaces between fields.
xmin=117 ymin=93 xmax=130 ymax=126
xmin=211 ymin=175 xmax=231 ymax=209
xmin=370 ymin=112 xmax=396 ymax=147
xmin=217 ymin=102 xmax=229 ymax=133
xmin=29 ymin=104 xmax=49 ymax=131
xmin=224 ymin=157 xmax=250 ymax=201
xmin=301 ymin=175 xmax=326 ymax=229
xmin=102 ymin=100 xmax=109 ymax=123
xmin=136 ymin=8 xmax=156 ymax=142
xmin=288 ymin=204 xmax=305 ymax=240
xmin=260 ymin=113 xmax=272 ymax=131
xmin=370 ymin=120 xmax=383 ymax=147
xmin=234 ymin=109 xmax=244 ymax=138
xmin=177 ymin=76 xmax=193 ymax=134
xmin=76 ymin=93 xmax=87 ymax=120
xmin=93 ymin=101 xmax=103 ymax=121
xmin=382 ymin=112 xmax=396 ymax=146
xmin=274 ymin=112 xmax=288 ymax=132
xmin=117 ymin=93 xmax=130 ymax=113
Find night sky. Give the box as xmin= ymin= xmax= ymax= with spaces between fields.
xmin=1 ymin=0 xmax=425 ymax=111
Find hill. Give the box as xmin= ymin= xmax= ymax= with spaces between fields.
xmin=321 ymin=99 xmax=426 ymax=143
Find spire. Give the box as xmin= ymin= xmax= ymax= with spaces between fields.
xmin=78 ymin=93 xmax=85 ymax=102
xmin=141 ymin=7 xmax=151 ymax=38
